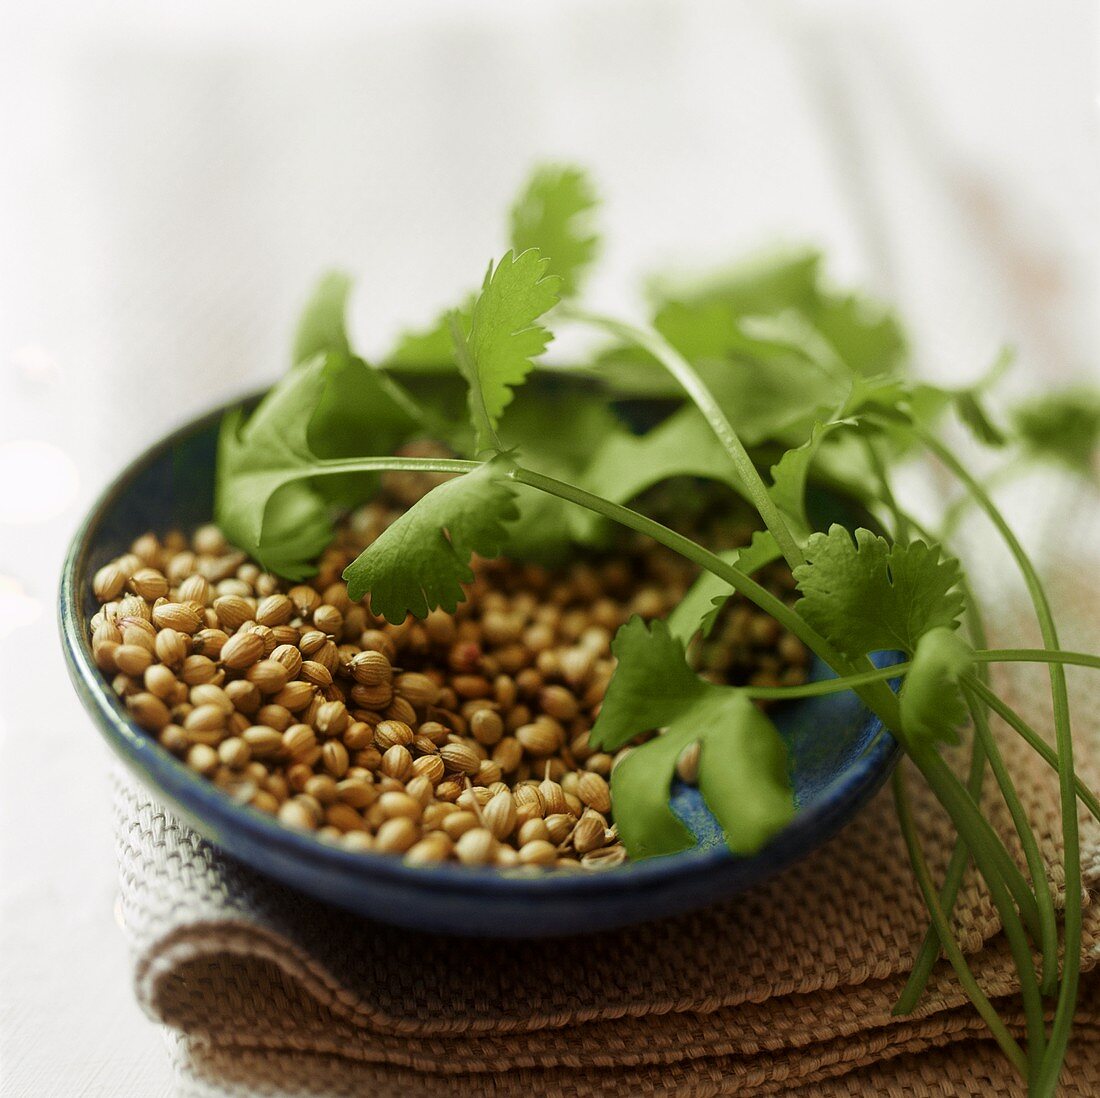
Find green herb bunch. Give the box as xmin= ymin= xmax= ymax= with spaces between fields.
xmin=216 ymin=165 xmax=1100 ymax=1093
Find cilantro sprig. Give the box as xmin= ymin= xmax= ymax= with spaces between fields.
xmin=212 ymin=164 xmax=1100 ymax=1094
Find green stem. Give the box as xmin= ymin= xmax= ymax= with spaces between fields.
xmin=895 ymin=731 xmax=987 ymax=1015
xmin=966 ymin=686 xmax=1060 ymax=995
xmin=312 ymin=455 xmax=479 ymax=477
xmin=976 ymin=648 xmax=1100 ymax=672
xmin=892 ymin=768 xmax=1029 ymax=1078
xmin=562 ymin=306 xmax=807 ymax=571
xmin=894 ymin=538 xmax=991 ymax=1017
xmin=920 ymin=429 xmax=1080 ymax=1096
xmin=912 ymin=745 xmax=1048 ymax=1067
xmin=742 ymin=663 xmax=908 ymax=699
xmin=863 ymin=436 xmax=911 ymax=544
xmin=966 ymin=677 xmax=1100 ymax=826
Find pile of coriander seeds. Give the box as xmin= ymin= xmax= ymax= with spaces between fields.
xmin=87 ymin=485 xmax=808 ymax=871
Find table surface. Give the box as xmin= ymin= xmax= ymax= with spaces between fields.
xmin=1 ymin=2 xmax=1095 ymax=1095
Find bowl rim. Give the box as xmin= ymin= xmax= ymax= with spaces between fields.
xmin=60 ymin=389 xmax=901 ymax=899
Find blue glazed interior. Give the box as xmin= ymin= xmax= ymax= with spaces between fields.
xmin=60 ymin=391 xmax=901 ymax=936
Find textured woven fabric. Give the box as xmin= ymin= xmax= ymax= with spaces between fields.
xmin=116 ymin=619 xmax=1100 ymax=1096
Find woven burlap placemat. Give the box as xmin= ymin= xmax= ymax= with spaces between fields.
xmin=113 ymin=541 xmax=1100 ymax=1098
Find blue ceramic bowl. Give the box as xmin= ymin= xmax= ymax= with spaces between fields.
xmin=60 ymin=392 xmax=900 ymax=937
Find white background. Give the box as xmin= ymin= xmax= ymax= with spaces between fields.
xmin=1 ymin=2 xmax=1097 ymax=1094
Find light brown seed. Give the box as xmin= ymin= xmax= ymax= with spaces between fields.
xmin=582 ymin=845 xmax=626 ymax=870
xmin=312 ymin=604 xmax=343 ymax=636
xmin=440 ymin=743 xmax=481 ymax=776
xmin=178 ymin=574 xmax=211 ymax=606
xmin=411 ymin=754 xmax=446 ymax=785
xmin=190 ymin=683 xmax=234 ymax=713
xmin=325 ymin=803 xmax=367 ymax=833
xmin=442 ymin=811 xmax=479 ymax=840
xmin=128 ymin=692 xmax=170 ymax=731
xmin=470 ymin=709 xmax=504 ymax=746
xmin=304 ymin=775 xmax=339 ymax=804
xmin=517 ymin=839 xmax=557 ymax=866
xmin=375 ymin=817 xmax=419 ymax=854
xmin=483 ymin=790 xmax=517 ymax=840
xmin=278 ymin=800 xmax=316 ymax=831
xmin=394 ymin=672 xmax=440 ymax=708
xmin=144 ymin=664 xmax=177 ymax=699
xmin=336 ymin=779 xmax=376 ymax=809
xmin=272 ymin=681 xmax=315 ymax=713
xmin=378 ymin=791 xmax=421 ymax=821
xmin=517 ymin=817 xmax=551 ymax=845
xmin=159 ymin=724 xmax=189 ymax=754
xmin=516 ymin=720 xmax=563 ymax=757
xmin=455 ymin=827 xmax=495 ymax=866
xmin=220 ymin=631 xmax=265 ymax=670
xmin=572 ymin=811 xmax=608 ymax=854
xmin=255 ymin=594 xmax=294 ymax=627
xmin=225 ymin=679 xmax=261 ymax=714
xmin=187 ymin=743 xmax=219 ymax=775
xmin=242 ymin=725 xmax=284 ymax=757
xmin=298 ymin=660 xmax=333 ymax=687
xmin=152 ymin=602 xmax=203 ymax=634
xmin=576 ymin=771 xmax=611 ymax=814
xmin=321 ymin=740 xmax=350 ymax=779
xmin=282 ymin=723 xmax=317 ymax=759
xmin=315 ymin=700 xmax=349 ymax=736
xmin=539 ymin=685 xmax=579 ymax=722
xmin=539 ymin=777 xmax=568 ymax=816
xmin=213 ymin=595 xmax=255 ymax=631
xmin=246 ymin=660 xmax=289 ymax=694
xmin=374 ymin=719 xmax=414 ymax=751
xmin=218 ymin=737 xmax=251 ymax=769
xmin=114 ymin=644 xmax=154 ymax=677
xmin=380 ymin=745 xmax=413 ymax=781
xmin=191 ymin=627 xmax=229 ymax=658
xmin=184 ymin=703 xmax=227 ymax=732
xmin=405 ymin=835 xmax=452 ymax=866
xmin=93 ymin=563 xmax=127 ymax=602
xmin=121 ymin=624 xmax=156 ymax=646
xmin=348 ymin=649 xmax=392 ymax=686
xmin=270 ymin=644 xmax=303 ymax=678
xmin=544 ymin=813 xmax=575 ymax=844
xmin=128 ymin=567 xmax=169 ymax=601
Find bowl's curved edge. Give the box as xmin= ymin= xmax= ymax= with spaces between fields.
xmin=59 ymin=391 xmax=902 ymax=937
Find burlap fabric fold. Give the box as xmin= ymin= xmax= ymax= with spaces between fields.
xmin=116 ymin=601 xmax=1100 ymax=1095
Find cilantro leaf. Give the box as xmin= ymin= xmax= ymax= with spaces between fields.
xmin=1012 ymin=388 xmax=1100 ymax=476
xmin=509 ymin=165 xmax=599 ymax=298
xmin=899 ymin=627 xmax=974 ymax=748
xmin=452 ymin=249 xmax=561 ymax=453
xmin=343 ymin=454 xmax=519 ymax=621
xmin=384 ymin=298 xmax=476 ymax=372
xmin=645 ymin=247 xmax=823 ymax=317
xmin=768 ymin=419 xmax=852 ymax=537
xmin=589 ymin=617 xmax=710 ymax=750
xmin=591 ymin=618 xmax=794 ymax=857
xmin=666 ymin=531 xmax=781 ymax=645
xmin=607 ymin=727 xmax=697 ymax=857
xmin=496 ymin=389 xmax=628 ymax=561
xmin=808 ymin=291 xmax=907 ymax=378
xmin=215 ymin=359 xmax=335 ymax=579
xmin=292 ymin=271 xmax=352 ymax=365
xmin=576 ymin=406 xmax=751 ymax=536
xmin=793 ymin=525 xmax=966 ymax=657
